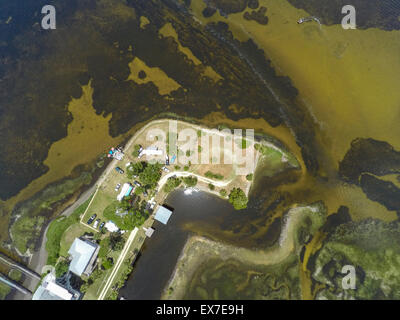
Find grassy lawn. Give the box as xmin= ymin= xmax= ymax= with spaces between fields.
xmin=82 ymin=188 xmax=115 ymax=225
xmin=46 ymin=194 xmax=93 ymax=265
xmin=59 ymin=223 xmax=89 ymax=257
xmin=12 ymin=214 xmax=45 ymax=254
xmin=83 ymin=233 xmax=129 ymax=300
xmin=0 ymin=282 xmax=10 ymax=300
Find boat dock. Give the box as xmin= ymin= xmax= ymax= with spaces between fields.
xmin=0 ymin=273 xmax=32 ymax=296
xmin=0 ymin=253 xmax=41 ymax=280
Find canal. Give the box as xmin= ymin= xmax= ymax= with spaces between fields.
xmin=118 ymin=189 xmax=237 ymax=299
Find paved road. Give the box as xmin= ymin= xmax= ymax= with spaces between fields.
xmin=29 ymin=184 xmax=97 ymax=276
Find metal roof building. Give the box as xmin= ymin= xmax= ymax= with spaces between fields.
xmin=154 ymin=206 xmax=173 ymax=225
xmin=32 ymin=273 xmax=76 ymax=300
xmin=68 ymin=238 xmax=99 ymax=277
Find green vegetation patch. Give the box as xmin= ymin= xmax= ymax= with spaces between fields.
xmin=103 ymin=198 xmax=149 ymax=230
xmin=12 ymin=171 xmax=93 ymax=255
xmin=228 ymin=188 xmax=248 ymax=210
xmin=46 ymin=194 xmax=93 ymax=265
xmin=183 ymin=176 xmax=198 ymax=187
xmin=164 ymin=177 xmax=182 ymax=193
xmin=183 ymin=255 xmax=301 ymax=300
xmin=205 ymin=171 xmax=224 ymax=180
xmin=310 ymin=219 xmax=400 ymax=300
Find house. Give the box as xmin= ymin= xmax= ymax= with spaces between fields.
xmin=32 ymin=273 xmax=79 ymax=300
xmin=138 ymin=146 xmax=163 ymax=158
xmin=115 ymin=208 xmax=129 ymax=217
xmin=68 ymin=238 xmax=99 ymax=277
xmin=117 ymin=183 xmax=133 ymax=201
xmin=154 ymin=205 xmax=173 ymax=225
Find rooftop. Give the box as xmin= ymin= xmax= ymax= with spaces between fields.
xmin=32 ymin=274 xmax=74 ymax=300
xmin=154 ymin=205 xmax=173 ymax=225
xmin=68 ymin=238 xmax=99 ymax=277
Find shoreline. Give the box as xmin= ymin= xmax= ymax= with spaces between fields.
xmin=162 ymin=202 xmax=326 ymax=300
xmin=25 ymin=117 xmax=292 ymax=300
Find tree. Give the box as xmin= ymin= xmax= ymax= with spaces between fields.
xmin=163 ymin=177 xmax=182 ymax=193
xmin=139 ymin=163 xmax=162 ymax=189
xmin=134 ymin=186 xmax=144 ymax=196
xmin=246 ymin=173 xmax=253 ymax=181
xmin=119 ymin=196 xmax=133 ymax=211
xmin=102 ymin=258 xmax=114 ymax=270
xmin=55 ymin=260 xmax=70 ymax=278
xmin=219 ymin=189 xmax=227 ymax=197
xmin=127 ymin=161 xmax=145 ymax=179
xmin=208 ymin=183 xmax=215 ymax=191
xmin=110 ymin=233 xmax=126 ymax=251
xmin=228 ymin=188 xmax=248 ymax=210
xmin=132 ymin=144 xmax=141 ymax=157
xmin=183 ymin=176 xmax=197 ymax=187
xmin=80 ymin=282 xmax=89 ymax=293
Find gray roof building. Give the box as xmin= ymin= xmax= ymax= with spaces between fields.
xmin=68 ymin=238 xmax=99 ymax=277
xmin=32 ymin=273 xmax=79 ymax=300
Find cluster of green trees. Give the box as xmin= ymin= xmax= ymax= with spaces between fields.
xmin=183 ymin=176 xmax=198 ymax=187
xmin=228 ymin=188 xmax=248 ymax=210
xmin=127 ymin=161 xmax=163 ymax=190
xmin=164 ymin=176 xmax=182 ymax=193
xmin=80 ymin=268 xmax=103 ymax=293
xmin=103 ymin=198 xmax=150 ymax=230
xmin=99 ymin=233 xmax=126 ymax=259
xmin=132 ymin=144 xmax=141 ymax=157
xmin=55 ymin=260 xmax=70 ymax=278
xmin=102 ymin=258 xmax=114 ymax=270
xmin=127 ymin=161 xmax=145 ymax=178
xmin=205 ymin=171 xmax=224 ymax=180
xmin=139 ymin=162 xmax=163 ymax=189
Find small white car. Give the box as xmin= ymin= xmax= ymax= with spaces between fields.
xmin=162 ymin=166 xmax=170 ymax=172
xmin=115 ymin=183 xmax=121 ymax=191
xmin=93 ymin=219 xmax=100 ymax=229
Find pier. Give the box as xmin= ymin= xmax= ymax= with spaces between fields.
xmin=0 ymin=253 xmax=41 ymax=280
xmin=0 ymin=273 xmax=32 ymax=296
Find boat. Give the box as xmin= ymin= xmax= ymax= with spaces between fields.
xmin=297 ymin=16 xmax=320 ymax=25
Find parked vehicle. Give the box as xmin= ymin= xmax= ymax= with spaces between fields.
xmin=133 ymin=180 xmax=141 ymax=187
xmin=165 ymin=155 xmax=170 ymax=166
xmin=99 ymin=222 xmax=105 ymax=230
xmin=115 ymin=183 xmax=121 ymax=191
xmin=93 ymin=219 xmax=100 ymax=229
xmin=143 ymin=190 xmax=148 ymax=197
xmin=87 ymin=214 xmax=97 ymax=225
xmin=115 ymin=167 xmax=124 ymax=174
xmin=162 ymin=166 xmax=170 ymax=172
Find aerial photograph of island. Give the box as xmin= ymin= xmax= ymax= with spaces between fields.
xmin=1 ymin=0 xmax=400 ymax=308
